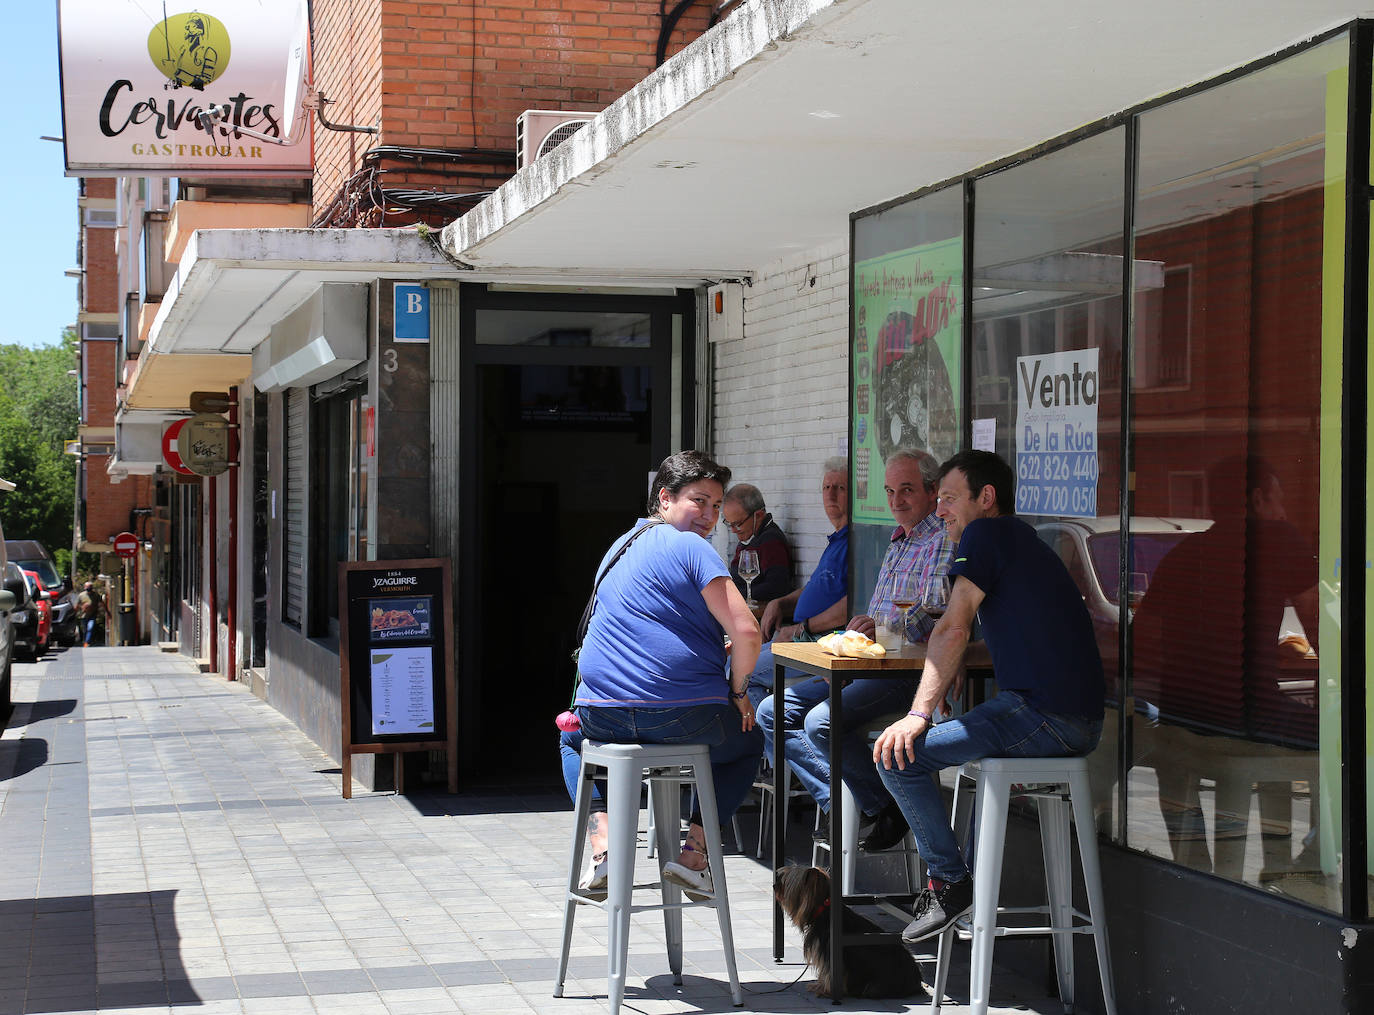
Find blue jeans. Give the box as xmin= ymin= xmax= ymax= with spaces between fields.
xmin=757 ymin=674 xmax=917 ymax=815
xmin=572 ymin=703 xmax=763 ymax=827
xmin=877 ymin=690 xmax=1102 ymax=882
xmin=743 ymin=642 xmax=807 ymax=710
xmin=559 ymin=728 xmax=600 ymax=805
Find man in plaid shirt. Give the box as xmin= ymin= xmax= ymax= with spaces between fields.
xmin=756 ymin=449 xmax=952 ymax=852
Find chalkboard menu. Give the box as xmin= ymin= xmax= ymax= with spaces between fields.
xmin=338 ymin=558 xmax=457 ymax=798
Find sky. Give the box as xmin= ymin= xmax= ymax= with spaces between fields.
xmin=2 ymin=6 xmax=82 ymax=350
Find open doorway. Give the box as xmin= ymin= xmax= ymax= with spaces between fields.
xmin=459 ymin=288 xmax=694 ymax=778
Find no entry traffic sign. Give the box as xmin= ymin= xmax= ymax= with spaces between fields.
xmin=113 ymin=531 xmax=139 ymax=559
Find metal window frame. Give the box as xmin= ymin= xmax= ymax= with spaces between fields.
xmin=851 ymin=18 xmax=1370 ymax=922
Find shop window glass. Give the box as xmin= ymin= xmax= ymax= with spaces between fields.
xmin=850 ymin=187 xmax=964 ymax=601
xmin=311 ymin=388 xmax=369 ymax=637
xmin=970 ymin=128 xmax=1126 ymax=836
xmin=1127 ymin=36 xmax=1345 ymax=913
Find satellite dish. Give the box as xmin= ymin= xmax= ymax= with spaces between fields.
xmin=279 ymin=0 xmax=311 ymax=142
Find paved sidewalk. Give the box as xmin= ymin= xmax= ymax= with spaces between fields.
xmin=0 ymin=647 xmax=1066 ymax=1014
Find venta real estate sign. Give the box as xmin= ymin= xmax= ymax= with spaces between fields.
xmin=58 ymin=0 xmax=312 ymax=177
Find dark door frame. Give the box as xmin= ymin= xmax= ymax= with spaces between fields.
xmin=456 ymin=283 xmax=697 ymax=773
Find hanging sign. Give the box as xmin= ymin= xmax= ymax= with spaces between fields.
xmin=1013 ymin=348 xmax=1099 ymax=518
xmin=176 ymin=412 xmax=232 ymax=477
xmin=161 ymin=419 xmax=195 ymax=475
xmin=57 ymin=0 xmax=313 ymax=177
xmin=189 ymin=390 xmax=234 ymax=413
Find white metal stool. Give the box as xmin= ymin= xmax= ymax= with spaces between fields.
xmin=930 ymin=756 xmax=1117 ymax=1015
xmin=812 ymin=777 xmax=922 ymax=893
xmin=811 ymin=715 xmax=922 ymax=893
xmin=555 ymin=741 xmax=744 ymax=1014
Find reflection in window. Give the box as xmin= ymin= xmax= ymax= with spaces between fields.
xmin=1126 ymin=36 xmax=1344 ymax=913
xmin=970 ymin=128 xmax=1126 ymax=836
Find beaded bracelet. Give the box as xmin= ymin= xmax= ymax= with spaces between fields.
xmin=908 ymin=709 xmax=933 ymax=722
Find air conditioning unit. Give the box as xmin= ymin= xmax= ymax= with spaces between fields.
xmin=516 ymin=110 xmax=594 ymax=169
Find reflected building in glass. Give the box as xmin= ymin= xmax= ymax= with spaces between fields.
xmin=851 ymin=27 xmax=1362 ymax=1009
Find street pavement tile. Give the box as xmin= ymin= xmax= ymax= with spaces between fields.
xmin=2 ymin=649 xmax=1075 ymax=1015
xmin=232 ymin=971 xmax=308 ymax=998
xmin=429 ymin=959 xmax=506 ymax=987
xmin=299 ymin=968 xmax=376 ymax=995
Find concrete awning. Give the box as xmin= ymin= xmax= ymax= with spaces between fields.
xmin=442 ymin=0 xmax=1366 ymax=277
xmin=124 ymin=227 xmax=454 ymax=411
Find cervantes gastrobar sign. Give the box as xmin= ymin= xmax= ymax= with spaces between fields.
xmin=58 ymin=0 xmax=312 ymax=177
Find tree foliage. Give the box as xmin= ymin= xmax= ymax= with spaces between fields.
xmin=0 ymin=329 xmax=78 ymax=569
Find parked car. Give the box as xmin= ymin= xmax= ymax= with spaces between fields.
xmin=1033 ymin=515 xmax=1213 ymax=688
xmin=4 ymin=561 xmax=39 ymax=662
xmin=0 ymin=513 xmax=15 ymax=726
xmin=4 ymin=540 xmax=77 ymax=646
xmin=22 ymin=569 xmax=51 ymax=657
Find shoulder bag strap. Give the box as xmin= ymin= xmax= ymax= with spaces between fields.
xmin=574 ymin=518 xmax=664 ymax=651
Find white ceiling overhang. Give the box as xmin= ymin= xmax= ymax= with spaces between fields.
xmin=145 ymin=228 xmax=457 ymax=357
xmin=442 ymin=0 xmax=1370 ymax=278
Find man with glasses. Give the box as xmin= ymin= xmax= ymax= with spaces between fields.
xmin=757 ymin=449 xmax=953 ymax=854
xmin=723 ymin=483 xmax=794 ymax=608
xmin=874 ymin=450 xmax=1104 ymax=944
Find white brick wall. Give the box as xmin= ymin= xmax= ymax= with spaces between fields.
xmin=710 ymin=240 xmax=849 ymax=581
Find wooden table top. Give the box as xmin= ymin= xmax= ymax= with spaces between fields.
xmin=770 ymin=638 xmax=992 ymax=673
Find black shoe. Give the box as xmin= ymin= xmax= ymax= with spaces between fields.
xmin=812 ymin=808 xmax=882 ymax=846
xmin=901 ymin=876 xmax=974 ymax=944
xmin=859 ymin=802 xmax=909 ymax=852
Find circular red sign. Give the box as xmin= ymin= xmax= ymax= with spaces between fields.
xmin=113 ymin=532 xmax=140 ymax=559
xmin=162 ymin=419 xmax=195 ymax=475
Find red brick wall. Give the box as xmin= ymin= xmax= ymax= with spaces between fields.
xmin=311 ymin=0 xmax=384 ymax=224
xmin=1132 ymin=184 xmax=1324 ymax=543
xmin=83 ymin=471 xmax=152 ymax=547
xmin=83 ymin=224 xmax=118 ymax=315
xmin=83 ymin=341 xmax=117 ymax=428
xmin=311 ymin=1 xmax=713 ymax=224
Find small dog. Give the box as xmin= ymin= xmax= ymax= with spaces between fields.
xmin=774 ymin=865 xmax=925 ymax=999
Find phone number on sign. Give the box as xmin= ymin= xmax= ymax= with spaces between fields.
xmin=1016 ymin=452 xmax=1098 ymax=483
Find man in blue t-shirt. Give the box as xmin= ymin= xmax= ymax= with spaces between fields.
xmin=873 ymin=450 xmax=1105 ymax=944
xmin=743 ymin=458 xmax=851 ymax=708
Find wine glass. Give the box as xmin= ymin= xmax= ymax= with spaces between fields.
xmin=921 ymin=573 xmax=951 ymax=621
xmin=737 ymin=549 xmax=760 ymax=608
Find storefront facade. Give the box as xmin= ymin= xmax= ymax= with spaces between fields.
xmin=844 ymin=26 xmax=1370 ymax=1008
xmin=436 ymin=4 xmax=1374 ymax=1007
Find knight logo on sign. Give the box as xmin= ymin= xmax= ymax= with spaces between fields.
xmin=113 ymin=532 xmax=140 ymax=559
xmin=58 ymin=0 xmax=312 ymax=177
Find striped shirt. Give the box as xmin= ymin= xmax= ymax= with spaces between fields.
xmin=865 ymin=512 xmax=954 ymax=643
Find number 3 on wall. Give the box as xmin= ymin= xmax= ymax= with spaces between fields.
xmin=382 ymin=348 xmax=399 ymax=373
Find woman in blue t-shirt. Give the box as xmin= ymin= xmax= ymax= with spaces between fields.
xmin=566 ymin=450 xmax=763 ymax=900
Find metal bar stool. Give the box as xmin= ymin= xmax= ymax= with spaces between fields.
xmin=555 ymin=741 xmax=744 ymax=1014
xmin=930 ymin=755 xmax=1117 ymax=1015
xmin=811 ymin=715 xmax=922 ymax=893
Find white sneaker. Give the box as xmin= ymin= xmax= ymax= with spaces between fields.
xmin=578 ymin=851 xmax=608 ymax=900
xmin=662 ymin=860 xmax=713 ymax=901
